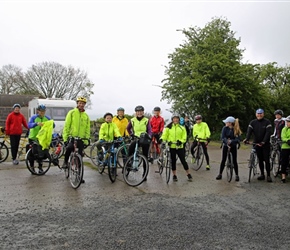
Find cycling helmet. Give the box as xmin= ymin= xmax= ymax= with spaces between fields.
xmin=76 ymin=96 xmax=87 ymax=103
xmin=13 ymin=103 xmax=21 ymax=109
xmin=195 ymin=115 xmax=202 ymax=121
xmin=223 ymin=116 xmax=235 ymax=123
xmin=171 ymin=113 xmax=180 ymax=120
xmin=153 ymin=106 xmax=161 ymax=112
xmin=117 ymin=107 xmax=125 ymax=111
xmin=256 ymin=108 xmax=264 ymax=114
xmin=274 ymin=109 xmax=283 ymax=116
xmin=37 ymin=104 xmax=46 ymax=111
xmin=286 ymin=116 xmax=290 ymax=122
xmin=103 ymin=112 xmax=113 ymax=118
xmin=135 ymin=105 xmax=144 ymax=112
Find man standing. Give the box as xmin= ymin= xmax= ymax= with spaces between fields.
xmin=62 ymin=97 xmax=91 ymax=173
xmin=244 ymin=108 xmax=273 ymax=182
xmin=5 ymin=104 xmax=29 ymax=165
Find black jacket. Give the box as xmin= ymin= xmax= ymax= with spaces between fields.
xmin=246 ymin=118 xmax=272 ymax=144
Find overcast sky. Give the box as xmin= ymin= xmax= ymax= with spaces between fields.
xmin=1 ymin=0 xmax=290 ymax=119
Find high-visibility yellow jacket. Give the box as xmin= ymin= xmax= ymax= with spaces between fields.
xmin=112 ymin=116 xmax=129 ymax=137
xmin=36 ymin=120 xmax=54 ymax=150
xmin=161 ymin=123 xmax=187 ymax=149
xmin=99 ymin=122 xmax=121 ymax=141
xmin=281 ymin=126 xmax=290 ymax=149
xmin=192 ymin=122 xmax=211 ymax=142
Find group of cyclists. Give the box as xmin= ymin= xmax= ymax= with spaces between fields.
xmin=4 ymin=97 xmax=290 ymax=184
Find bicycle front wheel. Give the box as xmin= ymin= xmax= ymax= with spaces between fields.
xmin=165 ymin=151 xmax=171 ymax=184
xmin=25 ymin=149 xmax=51 ymax=176
xmin=108 ymin=155 xmax=117 ymax=183
xmin=226 ymin=153 xmax=233 ymax=182
xmin=248 ymin=153 xmax=255 ymax=183
xmin=69 ymin=153 xmax=84 ymax=189
xmin=271 ymin=151 xmax=280 ymax=177
xmin=116 ymin=143 xmax=129 ymax=168
xmin=123 ymin=154 xmax=149 ymax=187
xmin=90 ymin=143 xmax=98 ymax=166
xmin=0 ymin=143 xmax=9 ymax=163
xmin=192 ymin=145 xmax=204 ymax=171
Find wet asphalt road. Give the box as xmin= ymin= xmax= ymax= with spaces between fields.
xmin=1 ymin=145 xmax=290 ymax=250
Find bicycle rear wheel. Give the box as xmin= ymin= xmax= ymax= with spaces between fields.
xmin=157 ymin=149 xmax=165 ymax=175
xmin=25 ymin=149 xmax=51 ymax=176
xmin=192 ymin=145 xmax=204 ymax=171
xmin=248 ymin=153 xmax=255 ymax=183
xmin=69 ymin=153 xmax=84 ymax=189
xmin=271 ymin=151 xmax=280 ymax=177
xmin=123 ymin=154 xmax=149 ymax=187
xmin=116 ymin=143 xmax=129 ymax=168
xmin=0 ymin=143 xmax=9 ymax=163
xmin=165 ymin=151 xmax=171 ymax=184
xmin=226 ymin=153 xmax=233 ymax=182
xmin=108 ymin=155 xmax=117 ymax=183
xmin=90 ymin=143 xmax=98 ymax=166
xmin=184 ymin=141 xmax=190 ymax=160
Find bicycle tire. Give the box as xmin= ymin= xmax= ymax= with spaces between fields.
xmin=49 ymin=141 xmax=65 ymax=160
xmin=116 ymin=143 xmax=129 ymax=168
xmin=123 ymin=154 xmax=149 ymax=187
xmin=165 ymin=151 xmax=171 ymax=184
xmin=248 ymin=153 xmax=255 ymax=183
xmin=108 ymin=155 xmax=117 ymax=183
xmin=89 ymin=143 xmax=98 ymax=166
xmin=184 ymin=141 xmax=190 ymax=160
xmin=192 ymin=145 xmax=204 ymax=171
xmin=69 ymin=153 xmax=84 ymax=189
xmin=226 ymin=152 xmax=233 ymax=182
xmin=0 ymin=143 xmax=9 ymax=163
xmin=25 ymin=149 xmax=51 ymax=176
xmin=271 ymin=151 xmax=281 ymax=177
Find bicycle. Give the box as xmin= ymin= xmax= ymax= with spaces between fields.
xmin=224 ymin=144 xmax=234 ymax=182
xmin=123 ymin=135 xmax=149 ymax=187
xmin=0 ymin=132 xmax=29 ymax=163
xmin=191 ymin=136 xmax=207 ymax=171
xmin=116 ymin=137 xmax=131 ymax=168
xmin=96 ymin=138 xmax=123 ymax=183
xmin=64 ymin=137 xmax=89 ymax=189
xmin=150 ymin=135 xmax=161 ymax=164
xmin=245 ymin=142 xmax=259 ymax=183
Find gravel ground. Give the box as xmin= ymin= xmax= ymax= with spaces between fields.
xmin=1 ymin=145 xmax=290 ymax=250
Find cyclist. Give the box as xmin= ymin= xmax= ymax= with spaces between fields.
xmin=126 ymin=105 xmax=152 ymax=180
xmin=28 ymin=104 xmax=53 ymax=173
xmin=62 ymin=97 xmax=91 ymax=183
xmin=191 ymin=115 xmax=211 ymax=170
xmin=280 ymin=115 xmax=290 ymax=183
xmin=159 ymin=114 xmax=192 ymax=182
xmin=216 ymin=116 xmax=242 ymax=181
xmin=272 ymin=109 xmax=285 ymax=140
xmin=243 ymin=108 xmax=273 ymax=182
xmin=112 ymin=107 xmax=129 ymax=137
xmin=96 ymin=112 xmax=122 ymax=160
xmin=5 ymin=104 xmax=29 ymax=165
xmin=180 ymin=113 xmax=191 ymax=140
xmin=149 ymin=106 xmax=164 ymax=163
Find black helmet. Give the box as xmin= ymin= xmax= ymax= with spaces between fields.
xmin=103 ymin=112 xmax=113 ymax=118
xmin=171 ymin=113 xmax=180 ymax=120
xmin=195 ymin=115 xmax=202 ymax=121
xmin=153 ymin=106 xmax=161 ymax=112
xmin=274 ymin=109 xmax=283 ymax=116
xmin=135 ymin=105 xmax=144 ymax=112
xmin=117 ymin=107 xmax=125 ymax=111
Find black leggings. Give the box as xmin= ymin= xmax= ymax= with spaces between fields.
xmin=64 ymin=139 xmax=84 ymax=163
xmin=219 ymin=145 xmax=238 ymax=175
xmin=281 ymin=149 xmax=290 ymax=175
xmin=170 ymin=148 xmax=189 ymax=171
xmin=10 ymin=135 xmax=21 ymax=160
xmin=255 ymin=145 xmax=271 ymax=176
xmin=191 ymin=141 xmax=210 ymax=165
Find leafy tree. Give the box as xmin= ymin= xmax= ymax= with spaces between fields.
xmin=161 ymin=17 xmax=267 ymax=132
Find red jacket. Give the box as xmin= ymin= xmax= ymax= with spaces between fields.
xmin=5 ymin=112 xmax=29 ymax=135
xmin=150 ymin=115 xmax=165 ymax=134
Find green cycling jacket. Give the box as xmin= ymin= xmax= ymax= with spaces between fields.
xmin=131 ymin=117 xmax=149 ymax=137
xmin=281 ymin=126 xmax=290 ymax=149
xmin=99 ymin=122 xmax=121 ymax=141
xmin=161 ymin=123 xmax=187 ymax=149
xmin=63 ymin=108 xmax=90 ymax=144
xmin=192 ymin=122 xmax=211 ymax=141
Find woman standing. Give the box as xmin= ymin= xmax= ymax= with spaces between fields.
xmin=160 ymin=114 xmax=192 ymax=182
xmin=280 ymin=116 xmax=290 ymax=183
xmin=5 ymin=104 xmax=29 ymax=165
xmin=216 ymin=116 xmax=242 ymax=181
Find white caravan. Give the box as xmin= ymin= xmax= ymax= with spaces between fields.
xmin=28 ymin=98 xmax=76 ymax=134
